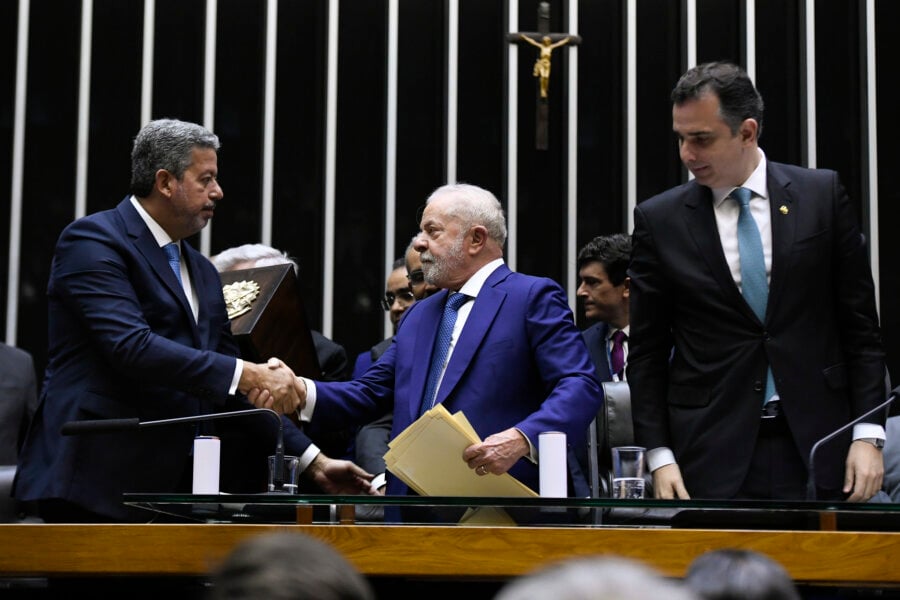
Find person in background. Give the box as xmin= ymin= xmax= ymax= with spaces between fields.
xmin=573 ymin=233 xmax=632 ymax=497
xmin=404 ymin=233 xmax=440 ymax=301
xmin=577 ymin=233 xmax=631 ymax=384
xmin=628 ymin=61 xmax=885 ymax=502
xmin=350 ymin=257 xmax=413 ymax=379
xmin=210 ymin=243 xmax=370 ymax=482
xmin=351 ymin=236 xmax=443 ymax=508
xmin=0 ymin=342 xmax=38 ymax=465
xmin=494 ymin=555 xmax=698 ymax=600
xmin=208 ymin=531 xmax=375 ymax=600
xmin=252 ymin=183 xmax=602 ymax=517
xmin=684 ymin=548 xmax=801 ymax=600
xmin=12 ymin=119 xmax=327 ymax=523
xmin=210 ymin=243 xmax=350 ymax=382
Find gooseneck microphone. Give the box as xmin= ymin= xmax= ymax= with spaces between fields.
xmin=61 ymin=408 xmax=287 ymax=491
xmin=805 ymin=388 xmax=897 ymax=501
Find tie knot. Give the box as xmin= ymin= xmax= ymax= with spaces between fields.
xmin=731 ymin=187 xmax=752 ymax=207
xmin=163 ymin=242 xmax=180 ymax=262
xmin=611 ymin=329 xmax=627 ymax=345
xmin=446 ymin=292 xmax=469 ymax=312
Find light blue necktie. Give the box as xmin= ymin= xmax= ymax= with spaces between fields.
xmin=733 ymin=187 xmax=776 ymax=403
xmin=421 ymin=292 xmax=469 ymax=415
xmin=163 ymin=242 xmax=181 ymax=281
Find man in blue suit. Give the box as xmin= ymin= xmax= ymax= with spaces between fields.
xmin=253 ymin=183 xmax=603 ymax=507
xmin=14 ymin=119 xmax=368 ymax=522
xmin=629 ymin=62 xmax=885 ymax=501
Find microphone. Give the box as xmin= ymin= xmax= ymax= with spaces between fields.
xmin=805 ymin=388 xmax=896 ymax=500
xmin=61 ymin=408 xmax=287 ymax=491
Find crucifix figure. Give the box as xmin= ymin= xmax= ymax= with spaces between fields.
xmin=507 ymin=1 xmax=581 ymax=150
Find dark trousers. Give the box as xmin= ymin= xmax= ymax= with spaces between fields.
xmin=737 ymin=412 xmax=842 ymax=501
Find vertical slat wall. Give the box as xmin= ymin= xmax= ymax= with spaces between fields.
xmin=3 ymin=0 xmax=899 ymax=383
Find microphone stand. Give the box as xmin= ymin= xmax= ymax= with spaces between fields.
xmin=805 ymin=390 xmax=896 ymax=500
xmin=61 ymin=408 xmax=287 ymax=491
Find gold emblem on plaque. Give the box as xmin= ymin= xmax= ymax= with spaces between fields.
xmin=223 ymin=280 xmax=261 ymax=319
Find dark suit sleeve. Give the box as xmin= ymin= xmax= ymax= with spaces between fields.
xmin=828 ymin=171 xmax=887 ymax=420
xmin=627 ymin=202 xmax=676 ymax=452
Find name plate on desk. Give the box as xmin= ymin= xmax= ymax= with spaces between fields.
xmin=219 ymin=263 xmax=321 ymax=379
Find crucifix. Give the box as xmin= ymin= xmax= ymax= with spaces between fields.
xmin=507 ymin=1 xmax=581 ymax=150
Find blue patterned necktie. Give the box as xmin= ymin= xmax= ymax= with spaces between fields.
xmin=163 ymin=242 xmax=181 ymax=281
xmin=421 ymin=292 xmax=469 ymax=414
xmin=733 ymin=187 xmax=776 ymax=403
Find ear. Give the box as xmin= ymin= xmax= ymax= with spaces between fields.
xmin=155 ymin=169 xmax=177 ymax=198
xmin=467 ymin=225 xmax=488 ymax=254
xmin=740 ymin=118 xmax=758 ymax=145
xmin=621 ymin=276 xmax=631 ymax=299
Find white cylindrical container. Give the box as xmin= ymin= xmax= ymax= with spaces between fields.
xmin=539 ymin=431 xmax=567 ymax=498
xmin=192 ymin=435 xmax=221 ymax=494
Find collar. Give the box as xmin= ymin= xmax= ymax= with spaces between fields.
xmin=457 ymin=258 xmax=504 ymax=299
xmin=130 ymin=195 xmax=176 ymax=248
xmin=712 ymin=148 xmax=768 ymax=208
xmin=607 ymin=324 xmax=630 ymax=342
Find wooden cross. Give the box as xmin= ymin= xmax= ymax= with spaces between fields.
xmin=507 ymin=1 xmax=581 ymax=150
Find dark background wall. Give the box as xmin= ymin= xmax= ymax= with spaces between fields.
xmin=2 ymin=0 xmax=899 ymax=389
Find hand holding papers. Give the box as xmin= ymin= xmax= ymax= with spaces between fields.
xmin=384 ymin=404 xmax=538 ymax=498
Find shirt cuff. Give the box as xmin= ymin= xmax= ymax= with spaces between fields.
xmin=228 ymin=359 xmax=243 ymax=395
xmin=298 ymin=377 xmax=316 ymax=423
xmin=516 ymin=428 xmax=537 ymax=463
xmin=853 ymin=423 xmax=886 ymax=441
xmin=297 ymin=443 xmax=320 ymax=473
xmin=646 ymin=447 xmax=676 ymax=472
xmin=370 ymin=473 xmax=387 ymax=492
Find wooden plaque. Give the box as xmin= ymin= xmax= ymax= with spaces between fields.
xmin=218 ymin=263 xmax=321 ymax=379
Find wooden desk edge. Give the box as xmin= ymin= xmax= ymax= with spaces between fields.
xmin=0 ymin=524 xmax=898 ymax=586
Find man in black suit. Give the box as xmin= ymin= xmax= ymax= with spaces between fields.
xmin=629 ymin=62 xmax=885 ymax=501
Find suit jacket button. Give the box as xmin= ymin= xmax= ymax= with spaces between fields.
xmin=753 ymin=381 xmax=763 ymax=392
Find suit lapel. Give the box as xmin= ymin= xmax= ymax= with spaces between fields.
xmin=183 ymin=242 xmax=212 ymax=347
xmin=408 ymin=292 xmax=447 ymax=420
xmin=435 ymin=266 xmax=509 ymax=408
xmin=766 ymin=162 xmax=797 ymax=315
xmin=681 ymin=184 xmax=754 ymax=319
xmin=117 ymin=199 xmax=201 ymax=345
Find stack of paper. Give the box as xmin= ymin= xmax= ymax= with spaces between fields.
xmin=384 ymin=404 xmax=538 ymax=498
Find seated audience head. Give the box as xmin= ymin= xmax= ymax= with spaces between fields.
xmin=381 ymin=257 xmax=414 ymax=332
xmin=208 ymin=531 xmax=375 ymax=600
xmin=684 ymin=548 xmax=800 ymax=600
xmin=210 ymin=243 xmax=297 ymax=273
xmin=405 ymin=235 xmax=439 ymax=299
xmin=494 ymin=555 xmax=698 ymax=600
xmin=576 ymin=233 xmax=631 ymax=329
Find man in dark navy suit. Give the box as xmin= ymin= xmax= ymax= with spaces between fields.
xmin=14 ymin=119 xmax=369 ymax=522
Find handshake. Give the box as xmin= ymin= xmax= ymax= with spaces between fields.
xmin=238 ymin=357 xmax=308 ymax=416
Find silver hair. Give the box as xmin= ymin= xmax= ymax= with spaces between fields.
xmin=130 ymin=118 xmax=220 ymax=197
xmin=425 ymin=183 xmax=507 ymax=247
xmin=209 ymin=243 xmax=298 ymax=275
xmin=495 ymin=556 xmax=698 ymax=600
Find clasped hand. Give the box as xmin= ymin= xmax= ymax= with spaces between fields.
xmin=238 ymin=357 xmax=305 ymax=415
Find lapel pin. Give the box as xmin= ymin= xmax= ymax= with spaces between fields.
xmin=779 ymin=205 xmax=789 ymax=215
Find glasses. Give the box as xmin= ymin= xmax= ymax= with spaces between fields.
xmin=407 ymin=269 xmax=425 ymax=286
xmin=381 ymin=288 xmax=416 ymax=311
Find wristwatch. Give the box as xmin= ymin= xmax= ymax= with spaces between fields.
xmin=858 ymin=437 xmax=885 ymax=450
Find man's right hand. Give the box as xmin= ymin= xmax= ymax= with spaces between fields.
xmin=652 ymin=463 xmax=691 ymax=499
xmin=238 ymin=358 xmax=304 ymax=415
